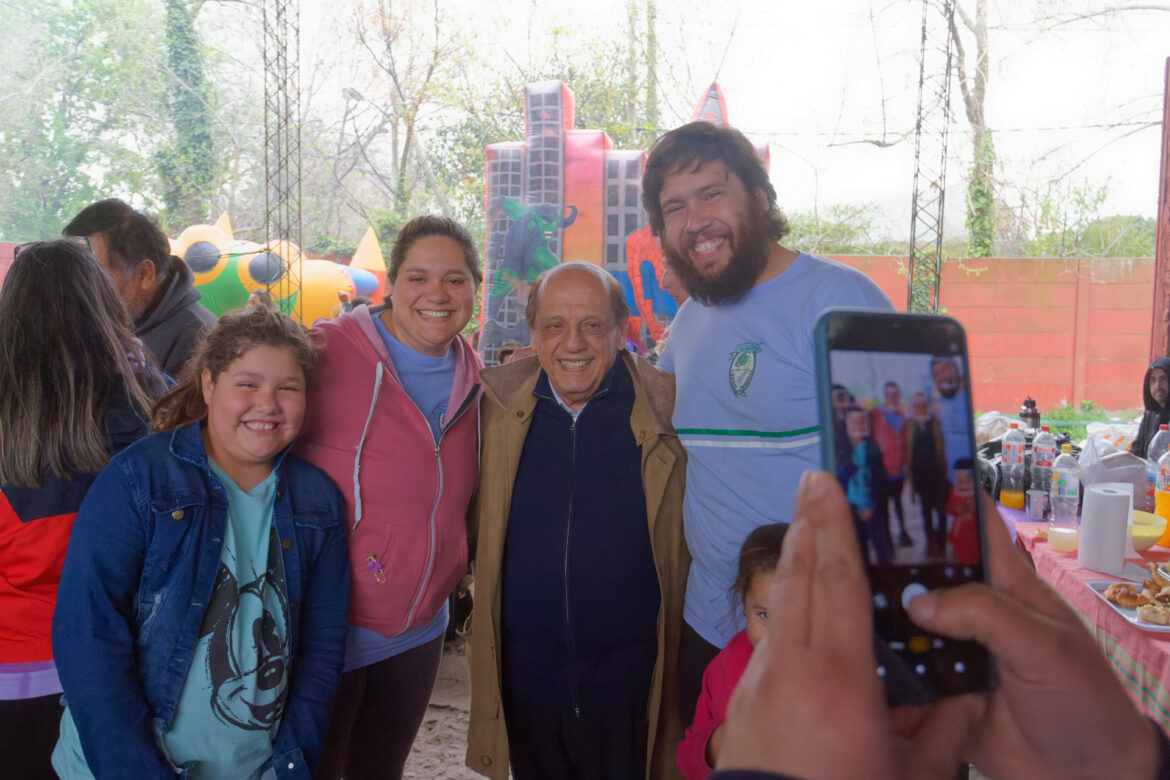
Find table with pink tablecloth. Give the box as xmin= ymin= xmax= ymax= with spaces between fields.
xmin=1014 ymin=521 xmax=1170 ymax=732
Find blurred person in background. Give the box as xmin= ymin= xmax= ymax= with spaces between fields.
xmin=65 ymin=198 xmax=216 ymax=375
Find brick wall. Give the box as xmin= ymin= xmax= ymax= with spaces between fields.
xmin=829 ymin=255 xmax=1153 ymax=414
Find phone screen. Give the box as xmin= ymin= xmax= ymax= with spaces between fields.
xmin=815 ymin=309 xmax=992 ymax=702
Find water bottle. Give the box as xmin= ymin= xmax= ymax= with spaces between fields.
xmin=1030 ymin=425 xmax=1056 ymax=495
xmin=1000 ymin=422 xmax=1026 ymax=510
xmin=1050 ymin=444 xmax=1079 ymax=552
xmin=1146 ymin=424 xmax=1170 ymax=513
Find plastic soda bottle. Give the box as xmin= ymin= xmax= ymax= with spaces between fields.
xmin=1146 ymin=424 xmax=1170 ymax=513
xmin=1000 ymin=422 xmax=1026 ymax=510
xmin=1031 ymin=425 xmax=1057 ymax=495
xmin=1049 ymin=444 xmax=1079 ymax=552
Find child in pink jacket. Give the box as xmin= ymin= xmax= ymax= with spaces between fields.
xmin=677 ymin=523 xmax=789 ymax=779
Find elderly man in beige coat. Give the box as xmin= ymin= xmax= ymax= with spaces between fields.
xmin=466 ymin=261 xmax=688 ymax=780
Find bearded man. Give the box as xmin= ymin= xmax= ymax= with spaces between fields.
xmin=641 ymin=122 xmax=892 ymax=725
xmin=930 ymin=356 xmax=970 ymax=482
xmin=1132 ymin=358 xmax=1170 ymax=458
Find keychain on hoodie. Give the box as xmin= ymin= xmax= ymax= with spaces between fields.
xmin=366 ymin=554 xmax=388 ymax=584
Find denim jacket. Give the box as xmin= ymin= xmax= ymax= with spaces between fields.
xmin=52 ymin=422 xmax=349 ymax=779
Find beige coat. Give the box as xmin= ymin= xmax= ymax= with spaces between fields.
xmin=465 ymin=352 xmax=689 ymax=780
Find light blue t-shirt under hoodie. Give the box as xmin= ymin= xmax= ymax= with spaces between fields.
xmin=659 ymin=253 xmax=893 ymax=647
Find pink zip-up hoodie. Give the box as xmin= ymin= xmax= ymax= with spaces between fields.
xmin=295 ymin=305 xmax=481 ymax=638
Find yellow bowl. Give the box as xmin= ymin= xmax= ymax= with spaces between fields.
xmin=1131 ymin=511 xmax=1167 ymax=552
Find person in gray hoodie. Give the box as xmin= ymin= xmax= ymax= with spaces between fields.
xmin=65 ymin=199 xmax=217 ymax=375
xmin=1132 ymin=356 xmax=1170 ymax=458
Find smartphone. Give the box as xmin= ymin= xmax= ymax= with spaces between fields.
xmin=814 ymin=308 xmax=992 ymax=704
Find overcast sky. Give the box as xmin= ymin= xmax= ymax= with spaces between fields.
xmin=433 ymin=0 xmax=1168 ymax=239
xmin=292 ymin=0 xmax=1170 ymax=241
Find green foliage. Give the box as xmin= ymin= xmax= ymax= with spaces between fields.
xmin=1079 ymin=215 xmax=1156 ymax=258
xmin=965 ymin=133 xmax=996 ymax=258
xmin=306 ymin=235 xmax=358 ymax=260
xmin=1023 ymin=180 xmax=1156 ymax=258
xmin=787 ymin=203 xmax=903 ymax=256
xmin=1043 ymin=401 xmax=1115 ymax=442
xmin=157 ymin=0 xmax=215 ymax=230
xmin=0 ymin=0 xmax=168 ymax=240
xmin=371 ymin=207 xmax=413 ymax=261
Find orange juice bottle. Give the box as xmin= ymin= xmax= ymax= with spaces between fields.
xmin=1001 ymin=422 xmax=1026 ymax=510
xmin=1000 ymin=487 xmax=1026 ymax=510
xmin=1157 ymin=452 xmax=1170 ymax=546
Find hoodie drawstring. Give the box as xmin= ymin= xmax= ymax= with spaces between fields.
xmin=352 ymin=361 xmax=384 ymax=529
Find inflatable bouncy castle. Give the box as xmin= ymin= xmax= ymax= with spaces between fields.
xmin=171 ymin=218 xmax=383 ymax=326
xmin=479 ymin=81 xmax=768 ymax=365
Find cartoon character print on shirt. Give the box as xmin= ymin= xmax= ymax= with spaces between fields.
xmin=728 ymin=342 xmax=762 ymax=398
xmin=200 ymin=533 xmax=289 ymax=730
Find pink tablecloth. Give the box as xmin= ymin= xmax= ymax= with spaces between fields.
xmin=1015 ymin=521 xmax=1170 ymax=732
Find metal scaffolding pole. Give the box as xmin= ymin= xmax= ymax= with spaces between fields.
xmin=907 ymin=0 xmax=956 ymax=313
xmin=262 ymin=0 xmax=302 ymax=319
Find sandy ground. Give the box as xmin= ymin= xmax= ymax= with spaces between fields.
xmin=401 ymin=639 xmax=986 ymax=780
xmin=403 ymin=641 xmax=483 ymax=779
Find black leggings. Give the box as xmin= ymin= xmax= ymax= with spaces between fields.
xmin=316 ymin=633 xmax=445 ymax=780
xmin=0 ymin=694 xmax=64 ymax=780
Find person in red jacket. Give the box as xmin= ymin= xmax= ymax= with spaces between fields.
xmin=294 ymin=216 xmax=483 ymax=780
xmin=677 ymin=523 xmax=788 ymax=780
xmin=0 ymin=239 xmax=164 ymax=779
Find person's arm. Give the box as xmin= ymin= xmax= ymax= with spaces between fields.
xmin=715 ymin=470 xmax=1164 ymax=779
xmin=677 ymin=655 xmax=726 ymax=780
xmin=269 ymin=486 xmax=351 ymax=779
xmin=52 ymin=458 xmax=176 ymax=778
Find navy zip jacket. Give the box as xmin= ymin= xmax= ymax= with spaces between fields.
xmin=501 ymin=357 xmax=661 ymax=718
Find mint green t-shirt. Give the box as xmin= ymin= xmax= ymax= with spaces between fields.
xmin=158 ymin=463 xmax=289 ymax=779
xmin=52 ymin=464 xmax=290 ymax=780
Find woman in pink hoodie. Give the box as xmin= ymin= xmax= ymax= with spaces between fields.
xmin=295 ymin=216 xmax=483 ymax=780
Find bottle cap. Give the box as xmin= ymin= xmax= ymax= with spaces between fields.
xmin=1062 ymin=443 xmax=1072 ymax=452
xmin=1010 ymin=421 xmax=1018 ymax=428
xmin=1042 ymin=425 xmax=1050 ymax=432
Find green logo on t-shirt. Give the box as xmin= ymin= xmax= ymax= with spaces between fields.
xmin=728 ymin=342 xmax=761 ymax=398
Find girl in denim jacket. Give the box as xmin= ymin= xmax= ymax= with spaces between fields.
xmin=52 ymin=308 xmax=350 ymax=779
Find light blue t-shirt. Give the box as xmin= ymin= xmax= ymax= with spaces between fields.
xmin=937 ymin=388 xmax=971 ymax=480
xmin=162 ymin=464 xmax=287 ymax=778
xmin=54 ymin=464 xmax=288 ymax=780
xmin=659 ymin=253 xmax=893 ymax=647
xmin=374 ymin=315 xmax=457 ymax=443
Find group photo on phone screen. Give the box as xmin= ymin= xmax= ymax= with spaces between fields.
xmin=828 ymin=350 xmax=979 ymax=569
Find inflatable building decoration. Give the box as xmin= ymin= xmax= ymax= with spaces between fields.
xmin=480 ymin=80 xmax=767 ymax=365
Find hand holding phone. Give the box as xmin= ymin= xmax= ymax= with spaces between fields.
xmin=814 ymin=309 xmax=992 ymax=702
